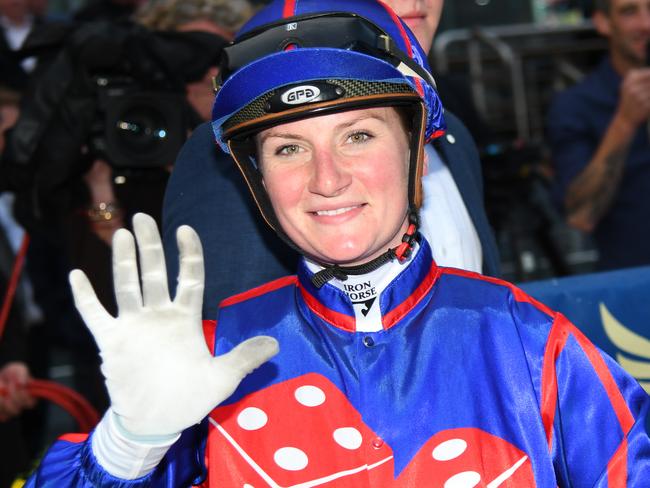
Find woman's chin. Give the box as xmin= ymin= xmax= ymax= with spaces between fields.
xmin=307 ymin=243 xmax=376 ymax=267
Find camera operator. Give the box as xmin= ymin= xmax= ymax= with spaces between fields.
xmin=65 ymin=0 xmax=257 ymax=278
xmin=0 ymin=13 xmax=230 ymax=412
xmin=135 ymin=0 xmax=255 ymax=122
xmin=83 ymin=0 xmax=255 ymax=305
xmin=74 ymin=0 xmax=254 ymax=313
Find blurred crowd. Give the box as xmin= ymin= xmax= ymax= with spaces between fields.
xmin=0 ymin=0 xmax=649 ymax=484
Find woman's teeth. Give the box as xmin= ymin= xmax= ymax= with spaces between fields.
xmin=315 ymin=205 xmax=359 ymax=216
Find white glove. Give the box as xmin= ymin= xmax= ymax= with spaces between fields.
xmin=69 ymin=213 xmax=279 ymax=437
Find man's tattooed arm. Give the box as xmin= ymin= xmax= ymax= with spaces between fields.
xmin=565 ymin=143 xmax=629 ymax=232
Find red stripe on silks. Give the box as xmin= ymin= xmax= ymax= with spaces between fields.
xmin=540 ymin=316 xmax=570 ymax=449
xmin=220 ymin=276 xmax=298 ymax=308
xmin=282 ymin=0 xmax=296 ymax=17
xmin=377 ymin=0 xmax=413 ymax=56
xmin=414 ymin=78 xmax=424 ymax=97
xmin=607 ymin=437 xmax=628 ymax=488
xmin=445 ymin=266 xmax=565 ymax=449
xmin=383 ymin=263 xmax=441 ymax=329
xmin=442 ymin=268 xmax=556 ymax=318
xmin=430 ymin=129 xmax=446 ymax=140
xmin=563 ymin=316 xmax=635 ymax=433
xmin=203 ymin=320 xmax=217 ymax=355
xmin=298 ymin=284 xmax=356 ymax=332
xmin=59 ymin=433 xmax=89 ymax=443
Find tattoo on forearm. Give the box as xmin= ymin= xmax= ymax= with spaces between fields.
xmin=566 ymin=146 xmax=627 ymax=225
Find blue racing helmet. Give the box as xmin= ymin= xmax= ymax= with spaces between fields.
xmin=211 ymin=0 xmax=446 ymax=273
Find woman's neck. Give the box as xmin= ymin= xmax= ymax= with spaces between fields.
xmin=305 ymin=242 xmax=420 ymax=332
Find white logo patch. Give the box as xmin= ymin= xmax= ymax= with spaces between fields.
xmin=281 ymin=85 xmax=321 ymax=105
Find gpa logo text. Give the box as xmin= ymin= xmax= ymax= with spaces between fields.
xmin=281 ymin=85 xmax=321 ymax=105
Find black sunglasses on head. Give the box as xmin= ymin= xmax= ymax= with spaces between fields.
xmin=217 ymin=12 xmax=436 ymax=89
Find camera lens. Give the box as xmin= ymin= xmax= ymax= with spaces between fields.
xmin=115 ymin=106 xmax=168 ymax=153
xmin=104 ymin=92 xmax=187 ymax=169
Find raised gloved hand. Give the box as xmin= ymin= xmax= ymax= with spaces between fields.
xmin=69 ymin=213 xmax=279 ymax=437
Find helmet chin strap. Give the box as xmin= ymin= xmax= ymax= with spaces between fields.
xmin=310 ymin=209 xmax=420 ymax=288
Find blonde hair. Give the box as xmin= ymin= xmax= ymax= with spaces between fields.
xmin=136 ymin=0 xmax=256 ymax=33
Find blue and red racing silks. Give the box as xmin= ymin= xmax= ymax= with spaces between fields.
xmin=26 ymin=237 xmax=650 ymax=486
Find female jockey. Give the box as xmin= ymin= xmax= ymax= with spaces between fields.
xmin=27 ymin=0 xmax=649 ymax=486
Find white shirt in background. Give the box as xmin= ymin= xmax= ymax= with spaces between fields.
xmin=420 ymin=143 xmax=482 ymax=274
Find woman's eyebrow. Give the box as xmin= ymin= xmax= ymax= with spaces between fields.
xmin=335 ymin=113 xmax=386 ymax=131
xmin=258 ymin=112 xmax=388 ymax=145
xmin=258 ymin=132 xmax=306 ymax=145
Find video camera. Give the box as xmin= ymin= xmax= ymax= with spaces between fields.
xmin=1 ymin=20 xmax=227 ymax=192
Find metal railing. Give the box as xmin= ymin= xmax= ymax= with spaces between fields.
xmin=432 ymin=21 xmax=607 ymax=142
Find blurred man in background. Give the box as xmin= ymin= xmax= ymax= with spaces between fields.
xmin=547 ymin=0 xmax=650 ymax=270
xmin=136 ymin=0 xmax=254 ymax=122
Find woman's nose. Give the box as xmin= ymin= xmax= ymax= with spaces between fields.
xmin=307 ymin=148 xmax=352 ymax=197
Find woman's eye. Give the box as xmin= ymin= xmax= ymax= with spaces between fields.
xmin=348 ymin=131 xmax=371 ymax=144
xmin=276 ymin=144 xmax=301 ymax=156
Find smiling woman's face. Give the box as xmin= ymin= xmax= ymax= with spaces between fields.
xmin=256 ymin=106 xmax=411 ymax=266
